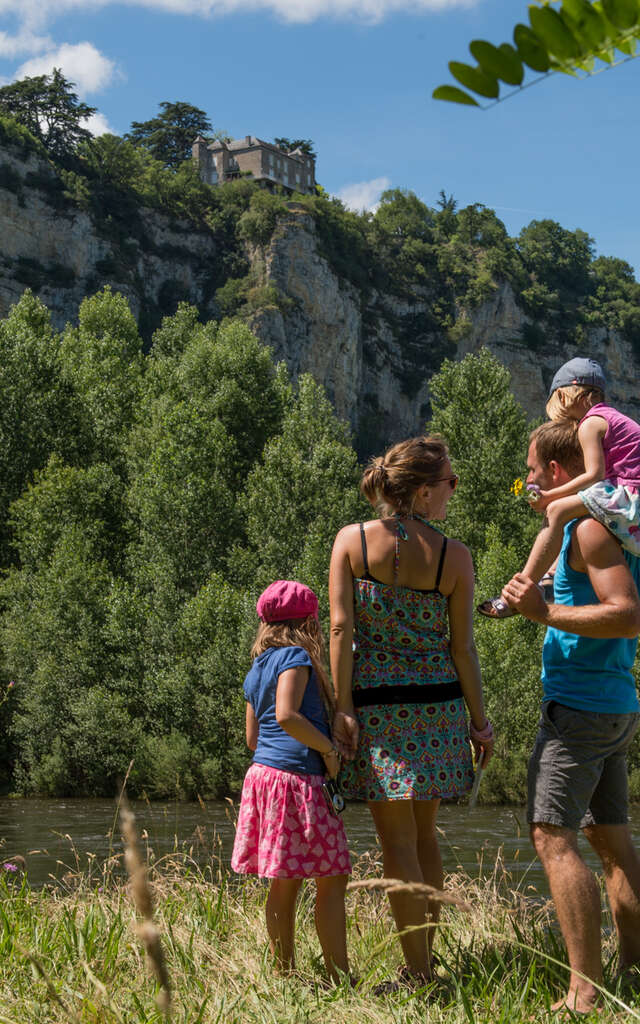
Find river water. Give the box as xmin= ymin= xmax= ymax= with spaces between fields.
xmin=2 ymin=797 xmax=640 ymax=892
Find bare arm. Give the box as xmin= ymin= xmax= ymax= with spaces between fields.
xmin=537 ymin=416 xmax=607 ymax=505
xmin=245 ymin=702 xmax=259 ymax=751
xmin=447 ymin=543 xmax=494 ymax=764
xmin=275 ymin=666 xmax=340 ymax=778
xmin=502 ymin=519 xmax=640 ymax=638
xmin=329 ymin=526 xmax=360 ymax=759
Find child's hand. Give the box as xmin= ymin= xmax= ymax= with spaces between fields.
xmin=321 ymin=747 xmax=341 ymax=779
xmin=527 ymin=486 xmax=551 ymax=512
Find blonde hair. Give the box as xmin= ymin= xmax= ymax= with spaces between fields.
xmin=546 ymin=384 xmax=604 ymax=422
xmin=250 ymin=617 xmax=334 ymax=712
xmin=360 ymin=435 xmax=449 ymax=516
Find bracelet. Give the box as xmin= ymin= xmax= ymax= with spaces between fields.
xmin=322 ymin=746 xmax=339 ymax=756
xmin=469 ymin=719 xmax=494 ymax=743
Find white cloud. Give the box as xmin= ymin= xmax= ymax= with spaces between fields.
xmin=0 ymin=0 xmax=478 ymax=32
xmin=337 ymin=176 xmax=391 ymax=212
xmin=15 ymin=42 xmax=118 ymax=95
xmin=0 ymin=29 xmax=53 ymax=58
xmin=83 ymin=110 xmax=112 ymax=135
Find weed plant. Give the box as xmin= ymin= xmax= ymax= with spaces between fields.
xmin=0 ymin=824 xmax=637 ymax=1023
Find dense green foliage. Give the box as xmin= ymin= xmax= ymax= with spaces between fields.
xmin=0 ymin=290 xmax=364 ymax=799
xmin=126 ymin=100 xmax=214 ymax=169
xmin=0 ymin=70 xmax=96 ymax=157
xmin=434 ymin=0 xmax=640 ymax=107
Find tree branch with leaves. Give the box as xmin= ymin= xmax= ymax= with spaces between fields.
xmin=433 ymin=0 xmax=640 ymax=108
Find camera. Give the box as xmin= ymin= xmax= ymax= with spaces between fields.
xmin=321 ymin=778 xmax=345 ymax=816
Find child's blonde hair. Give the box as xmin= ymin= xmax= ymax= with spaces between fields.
xmin=546 ymin=384 xmax=604 ymax=422
xmin=251 ymin=617 xmax=334 ymax=712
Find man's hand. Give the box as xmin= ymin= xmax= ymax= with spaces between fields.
xmin=501 ymin=573 xmax=548 ymax=623
xmin=333 ymin=710 xmax=359 ymax=761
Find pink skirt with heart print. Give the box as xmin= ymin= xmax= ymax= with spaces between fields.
xmin=231 ymin=762 xmax=351 ymax=878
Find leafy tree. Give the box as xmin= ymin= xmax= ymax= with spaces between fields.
xmin=238 ymin=373 xmax=366 ymax=617
xmin=0 ymin=69 xmax=96 ymax=157
xmin=0 ymin=292 xmax=84 ymax=566
xmin=1 ymin=459 xmax=134 ymax=795
xmin=433 ymin=0 xmax=640 ymax=107
xmin=274 ymin=137 xmax=316 ymax=157
xmin=60 ymin=288 xmax=144 ymax=469
xmin=126 ymin=101 xmax=213 ymax=169
xmin=427 ymin=349 xmax=536 ymax=555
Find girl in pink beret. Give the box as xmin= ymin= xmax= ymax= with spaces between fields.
xmin=231 ymin=580 xmax=351 ymax=983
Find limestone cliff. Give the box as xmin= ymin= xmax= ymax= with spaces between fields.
xmin=2 ymin=141 xmax=639 ymax=456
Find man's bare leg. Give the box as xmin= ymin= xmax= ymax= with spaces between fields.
xmin=531 ymin=823 xmax=602 ymax=1013
xmin=584 ymin=823 xmax=640 ymax=974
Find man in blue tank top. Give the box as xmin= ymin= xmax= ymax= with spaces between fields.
xmin=501 ymin=419 xmax=640 ymax=1015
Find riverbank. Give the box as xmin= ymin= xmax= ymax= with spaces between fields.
xmin=0 ymin=841 xmax=636 ymax=1022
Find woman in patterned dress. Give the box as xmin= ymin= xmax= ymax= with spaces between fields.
xmin=329 ymin=435 xmax=494 ymax=987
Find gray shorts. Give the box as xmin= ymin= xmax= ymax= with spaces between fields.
xmin=527 ymin=700 xmax=640 ymax=831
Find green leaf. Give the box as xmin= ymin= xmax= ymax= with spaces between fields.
xmin=513 ymin=23 xmax=552 ymax=70
xmin=561 ymin=0 xmax=608 ymax=47
xmin=469 ymin=39 xmax=524 ymax=84
xmin=601 ymin=0 xmax=640 ymax=28
xmin=449 ymin=61 xmax=500 ymax=98
xmin=529 ymin=3 xmax=584 ymax=58
xmin=432 ymin=85 xmax=480 ymax=106
xmin=616 ymin=33 xmax=638 ymax=52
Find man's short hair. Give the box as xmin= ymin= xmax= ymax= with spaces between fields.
xmin=530 ymin=420 xmax=585 ymax=477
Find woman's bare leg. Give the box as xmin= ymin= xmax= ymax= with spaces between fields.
xmin=266 ymin=877 xmax=303 ymax=971
xmin=414 ymin=799 xmax=442 ymax=964
xmin=314 ymin=874 xmax=349 ymax=981
xmin=368 ymin=800 xmax=431 ymax=978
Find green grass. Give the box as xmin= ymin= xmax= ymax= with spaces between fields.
xmin=0 ymin=837 xmax=637 ymax=1023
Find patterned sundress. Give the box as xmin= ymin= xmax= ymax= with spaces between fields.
xmin=340 ymin=520 xmax=474 ymax=802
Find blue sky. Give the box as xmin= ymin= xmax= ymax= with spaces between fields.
xmin=1 ymin=0 xmax=638 ymax=274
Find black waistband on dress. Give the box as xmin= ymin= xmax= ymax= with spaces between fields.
xmin=352 ymin=680 xmax=463 ymax=707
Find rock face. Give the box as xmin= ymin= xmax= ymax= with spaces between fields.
xmin=0 ymin=144 xmax=221 ymax=336
xmin=2 ymin=143 xmax=639 ymax=456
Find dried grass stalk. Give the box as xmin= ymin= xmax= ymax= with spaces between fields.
xmin=348 ymin=877 xmax=471 ymax=911
xmin=120 ymin=800 xmax=172 ymax=1016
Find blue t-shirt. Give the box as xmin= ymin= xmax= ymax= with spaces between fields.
xmin=244 ymin=645 xmax=330 ymax=775
xmin=542 ymin=520 xmax=640 ymax=714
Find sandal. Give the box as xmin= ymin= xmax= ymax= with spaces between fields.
xmin=539 ymin=573 xmax=555 ymax=601
xmin=476 ymin=596 xmax=517 ymax=619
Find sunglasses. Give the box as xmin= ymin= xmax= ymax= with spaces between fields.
xmin=434 ymin=474 xmax=459 ymax=491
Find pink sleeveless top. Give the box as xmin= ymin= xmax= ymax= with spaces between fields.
xmin=581 ymin=403 xmax=640 ymax=490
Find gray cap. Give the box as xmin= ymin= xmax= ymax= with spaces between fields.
xmin=548 ymin=357 xmax=606 ymax=398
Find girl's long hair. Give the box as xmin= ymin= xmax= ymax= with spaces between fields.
xmin=546 ymin=384 xmax=604 ymax=421
xmin=251 ymin=617 xmax=334 ymax=712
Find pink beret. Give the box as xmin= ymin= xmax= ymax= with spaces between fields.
xmin=256 ymin=580 xmax=319 ymax=622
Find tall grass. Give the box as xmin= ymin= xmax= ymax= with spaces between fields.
xmin=0 ymin=833 xmax=637 ymax=1023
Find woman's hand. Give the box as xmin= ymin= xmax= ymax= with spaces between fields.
xmin=333 ymin=710 xmax=359 ymax=761
xmin=321 ymin=747 xmax=341 ymax=779
xmin=469 ymin=719 xmax=495 ymax=767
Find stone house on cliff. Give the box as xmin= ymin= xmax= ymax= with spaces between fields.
xmin=192 ymin=135 xmax=316 ymax=194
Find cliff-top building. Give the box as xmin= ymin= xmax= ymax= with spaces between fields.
xmin=192 ymin=135 xmax=316 ymax=195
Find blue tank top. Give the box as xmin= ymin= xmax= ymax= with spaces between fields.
xmin=541 ymin=520 xmax=640 ymax=713
xmin=243 ymin=645 xmax=329 ymax=775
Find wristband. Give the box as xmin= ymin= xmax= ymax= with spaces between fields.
xmin=322 ymin=746 xmax=339 ymax=756
xmin=469 ymin=719 xmax=494 ymax=743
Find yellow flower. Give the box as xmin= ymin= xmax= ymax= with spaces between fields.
xmin=511 ymin=477 xmax=524 ymax=497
